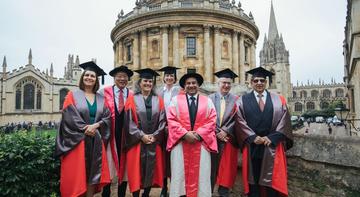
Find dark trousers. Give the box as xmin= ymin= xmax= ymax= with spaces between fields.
xmin=218 ymin=185 xmax=230 ymax=197
xmin=102 ymin=181 xmax=127 ymax=197
xmin=248 ymin=158 xmax=280 ymax=197
xmin=132 ymin=187 xmax=151 ymax=197
xmin=160 ymin=178 xmax=168 ymax=196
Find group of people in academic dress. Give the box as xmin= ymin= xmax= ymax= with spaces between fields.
xmin=55 ymin=61 xmax=293 ymax=197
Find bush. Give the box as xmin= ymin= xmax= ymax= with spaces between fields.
xmin=0 ymin=131 xmax=60 ymax=196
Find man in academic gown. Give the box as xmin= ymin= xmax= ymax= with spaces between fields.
xmin=157 ymin=66 xmax=182 ymax=197
xmin=209 ymin=69 xmax=239 ymax=197
xmin=100 ymin=65 xmax=133 ymax=197
xmin=167 ymin=71 xmax=217 ymax=197
xmin=234 ymin=67 xmax=294 ymax=197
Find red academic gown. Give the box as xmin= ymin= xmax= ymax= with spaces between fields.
xmin=55 ymin=90 xmax=111 ymax=197
xmin=124 ymin=94 xmax=166 ymax=192
xmin=103 ymin=86 xmax=133 ymax=183
xmin=167 ymin=94 xmax=217 ymax=197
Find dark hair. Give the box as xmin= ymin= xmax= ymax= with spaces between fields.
xmin=78 ymin=70 xmax=100 ymax=93
xmin=134 ymin=78 xmax=157 ymax=95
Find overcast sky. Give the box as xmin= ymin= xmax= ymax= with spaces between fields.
xmin=0 ymin=0 xmax=347 ymax=85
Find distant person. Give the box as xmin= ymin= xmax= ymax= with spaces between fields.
xmin=307 ymin=119 xmax=311 ymax=127
xmin=328 ymin=125 xmax=332 ymax=135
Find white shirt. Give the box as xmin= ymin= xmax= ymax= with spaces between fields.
xmin=163 ymin=86 xmax=175 ymax=108
xmin=254 ymin=90 xmax=267 ymax=105
xmin=114 ymin=86 xmax=128 ymax=109
xmin=187 ymin=94 xmax=198 ymax=105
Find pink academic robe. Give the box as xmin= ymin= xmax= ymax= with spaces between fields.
xmin=167 ymin=94 xmax=217 ymax=197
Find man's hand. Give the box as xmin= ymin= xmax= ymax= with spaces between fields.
xmin=261 ymin=136 xmax=272 ymax=146
xmin=216 ymin=130 xmax=229 ymax=142
xmin=254 ymin=136 xmax=265 ymax=145
xmin=184 ymin=132 xmax=198 ymax=143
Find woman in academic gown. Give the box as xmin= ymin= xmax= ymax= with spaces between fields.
xmin=124 ymin=68 xmax=166 ymax=197
xmin=55 ymin=61 xmax=111 ymax=197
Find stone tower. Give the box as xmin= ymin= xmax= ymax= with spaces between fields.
xmin=64 ymin=54 xmax=81 ymax=82
xmin=259 ymin=1 xmax=291 ymax=100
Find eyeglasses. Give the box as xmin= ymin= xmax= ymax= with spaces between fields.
xmin=252 ymin=79 xmax=266 ymax=83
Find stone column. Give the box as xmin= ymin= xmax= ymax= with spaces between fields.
xmin=172 ymin=24 xmax=180 ymax=67
xmin=239 ymin=33 xmax=245 ymax=84
xmin=203 ymin=24 xmax=211 ymax=83
xmin=232 ymin=30 xmax=239 ymax=83
xmin=161 ymin=25 xmax=169 ymax=66
xmin=133 ymin=31 xmax=140 ymax=71
xmin=118 ymin=40 xmax=124 ymax=65
xmin=214 ymin=25 xmax=222 ymax=78
xmin=250 ymin=42 xmax=256 ymax=69
xmin=114 ymin=42 xmax=119 ymax=66
xmin=140 ymin=29 xmax=148 ymax=69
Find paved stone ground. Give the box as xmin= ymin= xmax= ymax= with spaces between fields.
xmin=294 ymin=123 xmax=350 ymax=136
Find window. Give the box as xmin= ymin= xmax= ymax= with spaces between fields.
xmin=151 ymin=40 xmax=159 ymax=58
xmin=244 ymin=46 xmax=249 ymax=62
xmin=292 ymin=91 xmax=297 ymax=98
xmin=300 ymin=90 xmax=307 ymax=98
xmin=23 ymin=84 xmax=35 ymax=109
xmin=59 ymin=88 xmax=69 ymax=110
xmin=16 ymin=88 xmax=21 ymax=109
xmin=306 ymin=102 xmax=315 ymax=110
xmin=311 ymin=90 xmax=319 ymax=98
xmin=186 ymin=37 xmax=196 ymax=56
xmin=36 ymin=89 xmax=41 ymax=109
xmin=320 ymin=102 xmax=329 ymax=109
xmin=187 ymin=68 xmax=196 ymax=74
xmin=126 ymin=44 xmax=132 ymax=61
xmin=295 ymin=102 xmax=303 ymax=112
xmin=323 ymin=89 xmax=331 ymax=98
xmin=222 ymin=40 xmax=229 ymax=58
xmin=335 ymin=89 xmax=344 ymax=97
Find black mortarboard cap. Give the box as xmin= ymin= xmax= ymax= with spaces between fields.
xmin=134 ymin=68 xmax=160 ymax=79
xmin=246 ymin=67 xmax=274 ymax=84
xmin=214 ymin=68 xmax=238 ymax=79
xmin=158 ymin=66 xmax=180 ymax=75
xmin=109 ymin=65 xmax=134 ymax=79
xmin=79 ymin=61 xmax=107 ymax=84
xmin=179 ymin=70 xmax=204 ymax=88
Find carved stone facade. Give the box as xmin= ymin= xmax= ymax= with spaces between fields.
xmin=259 ymin=2 xmax=291 ymax=101
xmin=344 ymin=0 xmax=360 ymax=128
xmin=288 ymin=80 xmax=347 ymax=115
xmin=111 ymin=0 xmax=259 ymax=92
xmin=0 ymin=50 xmax=79 ymax=124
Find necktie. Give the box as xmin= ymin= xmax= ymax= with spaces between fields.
xmin=189 ymin=96 xmax=196 ymax=129
xmin=118 ymin=89 xmax=124 ymax=112
xmin=257 ymin=93 xmax=265 ymax=112
xmin=220 ymin=96 xmax=226 ymax=124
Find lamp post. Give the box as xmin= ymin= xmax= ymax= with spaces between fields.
xmin=334 ymin=105 xmax=350 ymax=135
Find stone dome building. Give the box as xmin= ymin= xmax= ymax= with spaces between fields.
xmin=110 ymin=0 xmax=259 ymax=91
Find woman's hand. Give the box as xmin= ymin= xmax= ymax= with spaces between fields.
xmin=141 ymin=135 xmax=153 ymax=144
xmin=83 ymin=123 xmax=100 ymax=137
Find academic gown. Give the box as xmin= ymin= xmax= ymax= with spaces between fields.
xmin=166 ymin=94 xmax=217 ymax=197
xmin=209 ymin=92 xmax=239 ymax=189
xmin=102 ymin=86 xmax=133 ymax=183
xmin=55 ymin=90 xmax=111 ymax=197
xmin=124 ymin=93 xmax=166 ymax=192
xmin=235 ymin=91 xmax=293 ymax=196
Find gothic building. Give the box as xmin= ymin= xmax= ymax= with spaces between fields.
xmin=344 ymin=0 xmax=360 ymax=129
xmin=259 ymin=2 xmax=291 ymax=101
xmin=288 ymin=79 xmax=347 ymax=115
xmin=111 ymin=0 xmax=259 ymax=92
xmin=0 ymin=49 xmax=79 ymax=124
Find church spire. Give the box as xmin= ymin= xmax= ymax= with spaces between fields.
xmin=2 ymin=56 xmax=7 ymax=68
xmin=268 ymin=1 xmax=279 ymax=41
xmin=28 ymin=48 xmax=33 ymax=65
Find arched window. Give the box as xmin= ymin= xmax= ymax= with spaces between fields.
xmin=151 ymin=39 xmax=159 ymax=58
xmin=16 ymin=87 xmax=21 ymax=110
xmin=311 ymin=90 xmax=319 ymax=98
xmin=36 ymin=89 xmax=42 ymax=109
xmin=222 ymin=40 xmax=229 ymax=58
xmin=323 ymin=89 xmax=331 ymax=98
xmin=295 ymin=102 xmax=303 ymax=112
xmin=335 ymin=89 xmax=344 ymax=97
xmin=270 ymin=69 xmax=276 ymax=88
xmin=320 ymin=101 xmax=329 ymax=109
xmin=59 ymin=88 xmax=69 ymax=110
xmin=300 ymin=90 xmax=307 ymax=98
xmin=23 ymin=84 xmax=35 ymax=109
xmin=293 ymin=91 xmax=297 ymax=98
xmin=306 ymin=102 xmax=315 ymax=110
